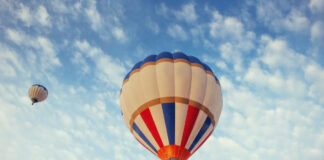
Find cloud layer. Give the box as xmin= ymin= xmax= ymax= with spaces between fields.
xmin=0 ymin=0 xmax=323 ymax=160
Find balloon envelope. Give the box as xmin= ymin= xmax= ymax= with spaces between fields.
xmin=28 ymin=84 xmax=48 ymax=105
xmin=120 ymin=52 xmax=222 ymax=160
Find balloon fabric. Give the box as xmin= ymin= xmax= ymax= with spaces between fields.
xmin=120 ymin=52 xmax=222 ymax=160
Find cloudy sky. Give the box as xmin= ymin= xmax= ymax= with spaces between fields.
xmin=0 ymin=0 xmax=323 ymax=159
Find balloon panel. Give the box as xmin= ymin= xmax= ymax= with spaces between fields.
xmin=139 ymin=64 xmax=160 ymax=102
xmin=156 ymin=60 xmax=175 ymax=97
xmin=174 ymin=103 xmax=188 ymax=145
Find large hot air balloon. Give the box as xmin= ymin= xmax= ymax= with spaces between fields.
xmin=28 ymin=84 xmax=48 ymax=105
xmin=120 ymin=52 xmax=222 ymax=160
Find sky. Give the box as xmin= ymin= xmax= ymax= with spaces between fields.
xmin=0 ymin=0 xmax=323 ymax=160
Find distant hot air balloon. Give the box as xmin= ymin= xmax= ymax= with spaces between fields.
xmin=120 ymin=52 xmax=222 ymax=160
xmin=28 ymin=84 xmax=48 ymax=105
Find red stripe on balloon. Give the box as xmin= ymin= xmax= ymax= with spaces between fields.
xmin=140 ymin=108 xmax=164 ymax=148
xmin=180 ymin=105 xmax=200 ymax=147
xmin=191 ymin=130 xmax=212 ymax=154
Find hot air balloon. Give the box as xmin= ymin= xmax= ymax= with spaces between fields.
xmin=28 ymin=84 xmax=48 ymax=105
xmin=119 ymin=52 xmax=222 ymax=160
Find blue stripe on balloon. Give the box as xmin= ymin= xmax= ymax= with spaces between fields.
xmin=188 ymin=116 xmax=212 ymax=152
xmin=156 ymin=51 xmax=173 ymax=60
xmin=123 ymin=72 xmax=130 ymax=81
xmin=173 ymin=52 xmax=188 ymax=60
xmin=143 ymin=55 xmax=157 ymax=63
xmin=214 ymin=75 xmax=219 ymax=82
xmin=132 ymin=123 xmax=157 ymax=153
xmin=202 ymin=62 xmax=213 ymax=73
xmin=122 ymin=52 xmax=219 ymax=83
xmin=162 ymin=103 xmax=175 ymax=145
xmin=188 ymin=56 xmax=201 ymax=64
xmin=132 ymin=61 xmax=143 ymax=71
xmin=124 ymin=61 xmax=143 ymax=81
xmin=188 ymin=56 xmax=212 ymax=72
xmin=32 ymin=84 xmax=48 ymax=92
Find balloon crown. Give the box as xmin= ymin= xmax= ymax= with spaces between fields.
xmin=32 ymin=84 xmax=48 ymax=93
xmin=123 ymin=51 xmax=219 ymax=84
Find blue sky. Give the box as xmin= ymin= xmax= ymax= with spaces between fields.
xmin=0 ymin=0 xmax=324 ymax=159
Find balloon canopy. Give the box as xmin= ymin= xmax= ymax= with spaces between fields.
xmin=120 ymin=52 xmax=222 ymax=160
xmin=28 ymin=84 xmax=48 ymax=105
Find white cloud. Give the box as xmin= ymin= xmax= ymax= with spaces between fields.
xmin=259 ymin=35 xmax=306 ymax=70
xmin=218 ymin=76 xmax=234 ymax=91
xmin=311 ymin=21 xmax=324 ymax=42
xmin=256 ymin=1 xmax=310 ymax=33
xmin=207 ymin=10 xmax=256 ymax=72
xmin=196 ymin=73 xmax=324 ymax=160
xmin=37 ymin=5 xmax=51 ymax=27
xmin=282 ymin=9 xmax=310 ymax=32
xmin=85 ymin=0 xmax=102 ymax=31
xmin=190 ymin=25 xmax=206 ymax=45
xmin=112 ymin=27 xmax=127 ymax=42
xmin=16 ymin=3 xmax=33 ymax=27
xmin=146 ymin=18 xmax=160 ymax=34
xmin=0 ymin=1 xmax=323 ymax=160
xmin=244 ymin=60 xmax=307 ymax=98
xmin=5 ymin=28 xmax=25 ymax=45
xmin=0 ymin=0 xmax=11 ymax=12
xmin=74 ymin=40 xmax=127 ymax=88
xmin=220 ymin=77 xmax=266 ymax=117
xmin=83 ymin=1 xmax=128 ymax=43
xmin=210 ymin=16 xmax=244 ymax=40
xmin=51 ymin=0 xmax=68 ymax=14
xmin=37 ymin=37 xmax=61 ymax=66
xmin=156 ymin=3 xmax=169 ymax=18
xmin=73 ymin=2 xmax=81 ymax=12
xmin=202 ymin=54 xmax=228 ymax=71
xmin=304 ymin=63 xmax=324 ymax=104
xmin=49 ymin=0 xmax=82 ymax=23
xmin=74 ymin=40 xmax=91 ymax=53
xmin=16 ymin=4 xmax=51 ymax=27
xmin=256 ymin=1 xmax=282 ymax=28
xmin=192 ymin=136 xmax=251 ymax=159
xmin=156 ymin=3 xmax=198 ymax=24
xmin=71 ymin=52 xmax=90 ymax=73
xmin=224 ymin=17 xmax=244 ymax=36
xmin=243 ymin=34 xmax=324 ymax=104
xmin=309 ymin=0 xmax=324 ymax=14
xmin=174 ymin=3 xmax=198 ymax=23
xmin=0 ymin=44 xmax=25 ymax=78
xmin=5 ymin=29 xmax=61 ymax=70
xmin=242 ymin=35 xmax=324 ymax=100
xmin=219 ymin=42 xmax=244 ymax=72
xmin=209 ymin=10 xmax=256 ymax=49
xmin=96 ymin=54 xmax=127 ymax=87
xmin=0 ymin=92 xmax=141 ymax=160
xmin=200 ymin=30 xmax=324 ymax=158
xmin=167 ymin=24 xmax=188 ymax=41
